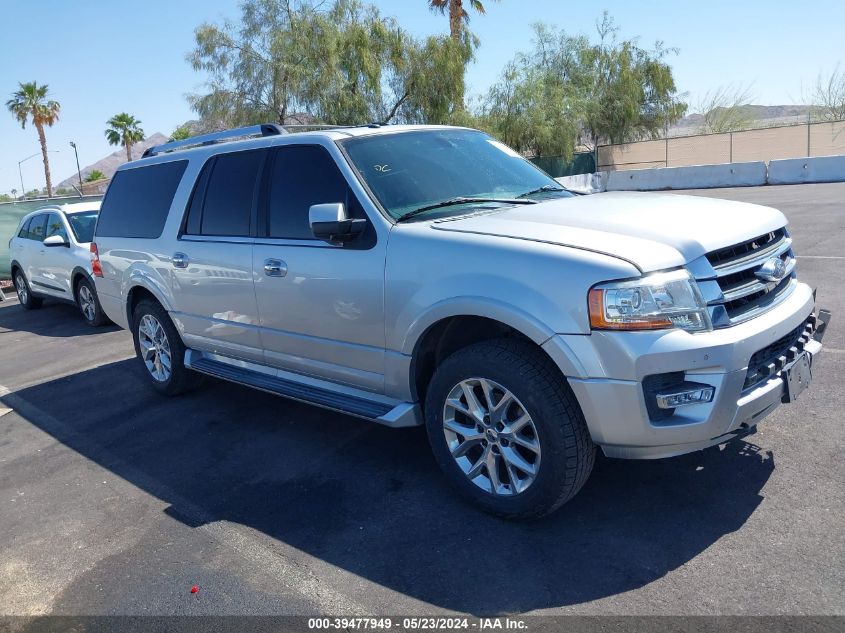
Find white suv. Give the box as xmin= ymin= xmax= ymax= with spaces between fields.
xmin=9 ymin=202 xmax=109 ymax=326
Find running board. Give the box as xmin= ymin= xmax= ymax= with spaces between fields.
xmin=185 ymin=353 xmax=420 ymax=427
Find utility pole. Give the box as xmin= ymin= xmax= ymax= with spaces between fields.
xmin=70 ymin=141 xmax=83 ymax=188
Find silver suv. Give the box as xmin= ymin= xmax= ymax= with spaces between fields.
xmin=92 ymin=124 xmax=830 ymax=518
xmin=9 ymin=201 xmax=109 ymax=326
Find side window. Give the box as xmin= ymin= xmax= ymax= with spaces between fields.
xmin=17 ymin=217 xmax=32 ymax=239
xmin=267 ymin=146 xmax=349 ymax=239
xmin=29 ymin=214 xmax=48 ymax=241
xmin=96 ymin=160 xmax=187 ymax=239
xmin=186 ymin=150 xmax=265 ymax=237
xmin=46 ymin=213 xmax=68 ymax=241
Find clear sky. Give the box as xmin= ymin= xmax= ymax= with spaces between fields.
xmin=1 ymin=0 xmax=843 ymax=194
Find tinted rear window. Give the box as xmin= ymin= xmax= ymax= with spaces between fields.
xmin=198 ymin=151 xmax=264 ymax=236
xmin=96 ymin=161 xmax=187 ymax=238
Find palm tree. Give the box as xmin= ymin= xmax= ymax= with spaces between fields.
xmin=105 ymin=113 xmax=145 ymax=162
xmin=428 ymin=0 xmax=496 ymax=40
xmin=6 ymin=82 xmax=61 ymax=197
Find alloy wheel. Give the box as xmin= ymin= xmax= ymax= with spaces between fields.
xmin=78 ymin=284 xmax=96 ymax=321
xmin=15 ymin=274 xmax=27 ymax=304
xmin=442 ymin=377 xmax=541 ymax=496
xmin=138 ymin=314 xmax=172 ymax=382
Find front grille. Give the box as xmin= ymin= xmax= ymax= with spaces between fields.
xmin=697 ymin=227 xmax=796 ymax=327
xmin=744 ymin=314 xmax=818 ymax=390
xmin=706 ymin=228 xmax=785 ymax=267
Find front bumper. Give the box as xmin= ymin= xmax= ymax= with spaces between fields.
xmin=544 ymin=282 xmax=830 ymax=459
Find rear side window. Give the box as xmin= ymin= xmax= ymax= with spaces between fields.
xmin=267 ymin=146 xmax=348 ymax=239
xmin=96 ymin=160 xmax=187 ymax=238
xmin=183 ymin=150 xmax=265 ymax=237
xmin=17 ymin=217 xmax=32 ymax=238
xmin=29 ymin=214 xmax=48 ymax=241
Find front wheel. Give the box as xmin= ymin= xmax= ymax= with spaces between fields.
xmin=131 ymin=299 xmax=201 ymax=396
xmin=424 ymin=339 xmax=595 ymax=520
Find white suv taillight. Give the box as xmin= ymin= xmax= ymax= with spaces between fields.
xmin=90 ymin=243 xmax=103 ymax=277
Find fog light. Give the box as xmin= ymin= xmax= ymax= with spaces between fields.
xmin=655 ymin=383 xmax=715 ymax=409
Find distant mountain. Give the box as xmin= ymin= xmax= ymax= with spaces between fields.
xmin=668 ymin=105 xmax=812 ymax=137
xmin=56 ymin=133 xmax=170 ymax=189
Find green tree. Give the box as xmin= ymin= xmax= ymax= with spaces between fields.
xmin=187 ymin=0 xmax=474 ymax=128
xmin=485 ymin=14 xmax=686 ymax=156
xmin=428 ymin=1 xmax=494 ymax=108
xmin=170 ymin=124 xmax=192 ymax=140
xmin=105 ymin=113 xmax=145 ymax=162
xmin=85 ymin=169 xmax=106 ymax=182
xmin=6 ymin=81 xmax=61 ymax=197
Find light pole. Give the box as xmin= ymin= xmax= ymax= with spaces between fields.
xmin=17 ymin=150 xmax=58 ymax=200
xmin=69 ymin=141 xmax=83 ymax=188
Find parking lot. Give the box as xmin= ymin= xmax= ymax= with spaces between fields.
xmin=0 ymin=182 xmax=843 ymax=617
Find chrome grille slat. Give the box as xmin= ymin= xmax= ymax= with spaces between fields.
xmin=721 ymin=280 xmax=773 ymax=302
xmin=712 ymin=237 xmax=792 ymax=278
xmin=692 ymin=227 xmax=796 ymax=327
xmin=719 ymin=257 xmax=797 ymax=302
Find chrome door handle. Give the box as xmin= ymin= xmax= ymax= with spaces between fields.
xmin=263 ymin=258 xmax=288 ymax=277
xmin=172 ymin=252 xmax=189 ymax=268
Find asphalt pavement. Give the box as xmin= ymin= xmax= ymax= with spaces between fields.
xmin=0 ymin=182 xmax=842 ymax=618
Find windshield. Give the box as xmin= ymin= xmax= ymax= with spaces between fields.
xmin=66 ymin=210 xmax=99 ymax=243
xmin=340 ymin=129 xmax=572 ymax=220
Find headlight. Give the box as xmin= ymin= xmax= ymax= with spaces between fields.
xmin=588 ymin=269 xmax=711 ymax=332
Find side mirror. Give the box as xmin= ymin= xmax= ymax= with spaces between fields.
xmin=309 ymin=203 xmax=366 ymax=244
xmin=43 ymin=235 xmax=69 ymax=248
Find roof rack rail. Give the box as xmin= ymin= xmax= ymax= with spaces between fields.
xmin=142 ymin=123 xmax=285 ymax=158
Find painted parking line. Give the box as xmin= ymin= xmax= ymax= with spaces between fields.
xmin=799 ymin=255 xmax=845 ymax=259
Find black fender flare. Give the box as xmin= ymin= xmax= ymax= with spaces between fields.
xmin=70 ymin=266 xmax=94 ymax=299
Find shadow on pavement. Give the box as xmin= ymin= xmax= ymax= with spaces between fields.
xmin=5 ymin=358 xmax=775 ymax=614
xmin=0 ymin=298 xmax=118 ymax=338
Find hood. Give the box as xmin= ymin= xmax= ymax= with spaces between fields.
xmin=431 ymin=191 xmax=787 ymax=272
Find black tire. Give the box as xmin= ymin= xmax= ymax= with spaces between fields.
xmin=13 ymin=270 xmax=43 ymax=310
xmin=424 ymin=338 xmax=595 ymax=520
xmin=131 ymin=298 xmax=202 ymax=396
xmin=75 ymin=277 xmax=110 ymax=327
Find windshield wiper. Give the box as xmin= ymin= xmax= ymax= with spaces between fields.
xmin=517 ymin=184 xmax=568 ymax=198
xmin=395 ymin=197 xmax=536 ymax=223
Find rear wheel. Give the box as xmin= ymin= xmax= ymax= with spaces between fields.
xmin=13 ymin=271 xmax=42 ymax=310
xmin=131 ymin=299 xmax=201 ymax=396
xmin=75 ymin=277 xmax=109 ymax=327
xmin=424 ymin=339 xmax=595 ymax=520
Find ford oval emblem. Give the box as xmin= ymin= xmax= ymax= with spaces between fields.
xmin=755 ymin=257 xmax=789 ymax=283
